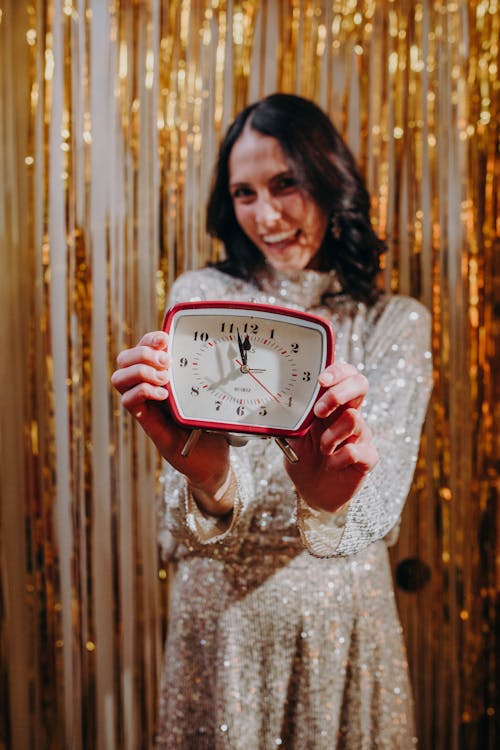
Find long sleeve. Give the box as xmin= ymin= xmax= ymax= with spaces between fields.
xmin=297 ymin=296 xmax=433 ymax=557
xmin=158 ymin=447 xmax=258 ymax=556
xmin=156 ymin=269 xmax=260 ymax=557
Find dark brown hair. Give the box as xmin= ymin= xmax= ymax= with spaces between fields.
xmin=206 ymin=93 xmax=385 ymax=305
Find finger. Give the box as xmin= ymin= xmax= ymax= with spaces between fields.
xmin=314 ymin=372 xmax=368 ymax=418
xmin=116 ymin=343 xmax=171 ymax=370
xmin=120 ymin=382 xmax=169 ymax=413
xmin=318 ymin=362 xmax=360 ymax=387
xmin=138 ymin=330 xmax=169 ymax=349
xmin=325 ymin=441 xmax=379 ymax=472
xmin=111 ymin=361 xmax=170 ymax=394
xmin=319 ymin=409 xmax=371 ymax=455
xmin=115 ymin=331 xmax=169 ymax=368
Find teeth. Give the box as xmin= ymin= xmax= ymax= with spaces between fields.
xmin=262 ymin=230 xmax=297 ymax=244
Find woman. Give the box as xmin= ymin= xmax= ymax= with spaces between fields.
xmin=112 ymin=93 xmax=432 ymax=749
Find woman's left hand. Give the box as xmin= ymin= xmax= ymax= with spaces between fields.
xmin=285 ymin=363 xmax=378 ymax=513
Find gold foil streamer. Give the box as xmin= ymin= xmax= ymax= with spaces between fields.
xmin=0 ymin=1 xmax=498 ymax=749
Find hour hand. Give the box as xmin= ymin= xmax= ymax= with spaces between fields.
xmin=237 ymin=329 xmax=247 ymax=366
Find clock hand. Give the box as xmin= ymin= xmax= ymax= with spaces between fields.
xmin=236 ymin=329 xmax=247 ymax=367
xmin=235 ymin=359 xmax=280 ymax=403
xmin=240 ymin=333 xmax=253 ymax=370
xmin=232 ymin=362 xmax=267 ymax=374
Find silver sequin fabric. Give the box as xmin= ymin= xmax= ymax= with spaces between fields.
xmin=155 ymin=267 xmax=433 ymax=749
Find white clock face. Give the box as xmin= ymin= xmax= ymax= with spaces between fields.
xmin=164 ymin=302 xmax=334 ymax=436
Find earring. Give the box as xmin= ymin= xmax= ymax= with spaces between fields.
xmin=329 ymin=213 xmax=341 ymax=240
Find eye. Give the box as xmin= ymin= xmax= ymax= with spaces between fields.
xmin=230 ymin=185 xmax=255 ymax=202
xmin=272 ymin=174 xmax=299 ymax=194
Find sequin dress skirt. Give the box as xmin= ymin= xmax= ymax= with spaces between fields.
xmin=156 ymin=538 xmax=416 ymax=750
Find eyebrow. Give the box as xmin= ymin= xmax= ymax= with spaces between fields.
xmin=269 ymin=169 xmax=296 ymax=183
xmin=228 ymin=180 xmax=250 ymax=190
xmin=229 ymin=169 xmax=296 ymax=190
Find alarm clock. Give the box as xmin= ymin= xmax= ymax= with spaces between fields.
xmin=162 ymin=301 xmax=335 ymax=458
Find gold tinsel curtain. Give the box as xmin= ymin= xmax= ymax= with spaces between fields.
xmin=0 ymin=1 xmax=498 ymax=749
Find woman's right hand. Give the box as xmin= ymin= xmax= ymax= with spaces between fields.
xmin=111 ymin=331 xmax=233 ymax=515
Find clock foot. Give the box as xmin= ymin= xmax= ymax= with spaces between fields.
xmin=274 ymin=437 xmax=299 ymax=463
xmin=180 ymin=429 xmax=202 ymax=457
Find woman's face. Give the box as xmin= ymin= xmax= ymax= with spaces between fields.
xmin=228 ymin=128 xmax=329 ymax=272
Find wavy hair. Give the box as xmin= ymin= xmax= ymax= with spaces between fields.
xmin=206 ymin=93 xmax=385 ymax=305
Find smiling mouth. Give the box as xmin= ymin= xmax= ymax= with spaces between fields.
xmin=261 ymin=229 xmax=301 ymax=247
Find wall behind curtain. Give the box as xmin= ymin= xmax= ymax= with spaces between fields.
xmin=0 ymin=1 xmax=498 ymax=749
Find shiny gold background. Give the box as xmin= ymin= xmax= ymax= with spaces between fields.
xmin=0 ymin=1 xmax=498 ymax=748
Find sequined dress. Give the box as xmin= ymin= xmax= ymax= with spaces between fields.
xmin=156 ymin=266 xmax=432 ymax=750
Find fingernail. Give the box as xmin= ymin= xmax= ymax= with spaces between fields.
xmin=314 ymin=402 xmax=328 ymax=418
xmin=320 ymin=373 xmax=335 ymax=386
xmin=153 ymin=333 xmax=166 ymax=347
xmin=157 ymin=352 xmax=169 ymax=366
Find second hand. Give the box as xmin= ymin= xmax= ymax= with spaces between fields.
xmin=235 ymin=359 xmax=281 ymax=403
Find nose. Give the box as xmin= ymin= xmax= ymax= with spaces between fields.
xmin=255 ymin=193 xmax=281 ymax=227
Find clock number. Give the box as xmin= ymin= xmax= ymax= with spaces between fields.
xmin=243 ymin=323 xmax=259 ymax=334
xmin=291 ymin=342 xmax=300 ymax=353
xmin=193 ymin=331 xmax=208 ymax=342
xmin=236 ymin=405 xmax=245 ymax=416
xmin=215 ymin=400 xmax=222 ymax=411
xmin=191 ymin=386 xmax=200 ymax=396
xmin=258 ymin=405 xmax=268 ymax=416
xmin=302 ymin=371 xmax=311 ymax=382
xmin=287 ymin=396 xmax=293 ymax=407
xmin=220 ymin=322 xmax=234 ymax=333
xmin=269 ymin=328 xmax=275 ymax=339
xmin=179 ymin=357 xmax=188 ymax=367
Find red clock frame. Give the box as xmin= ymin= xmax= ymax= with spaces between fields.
xmin=162 ymin=300 xmax=335 ymax=438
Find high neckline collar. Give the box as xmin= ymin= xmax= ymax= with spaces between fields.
xmin=255 ymin=266 xmax=344 ymax=309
